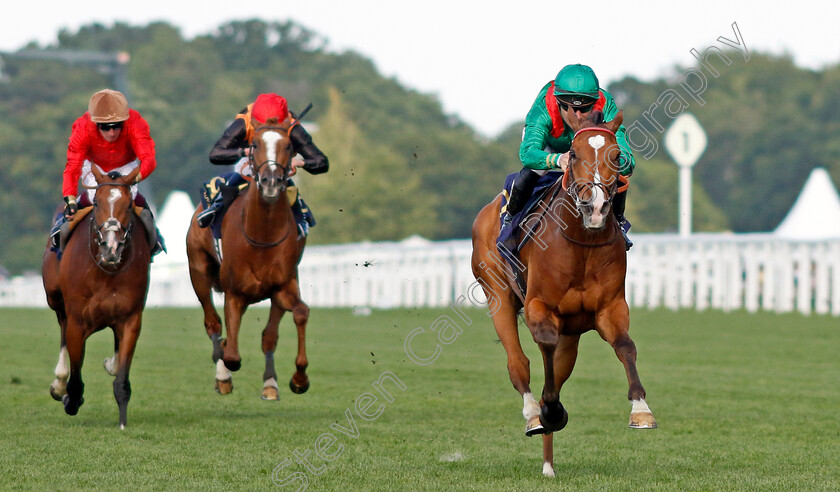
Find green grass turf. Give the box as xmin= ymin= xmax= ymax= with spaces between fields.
xmin=0 ymin=306 xmax=838 ymax=491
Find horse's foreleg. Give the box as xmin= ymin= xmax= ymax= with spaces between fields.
xmin=260 ymin=302 xmax=284 ymax=400
xmin=540 ymin=334 xmax=582 ymax=478
xmin=596 ymin=302 xmax=657 ymax=429
xmin=62 ymin=319 xmax=87 ymax=416
xmin=274 ymin=281 xmax=309 ymax=394
xmin=525 ymin=299 xmax=568 ymax=434
xmin=112 ymin=314 xmax=141 ymax=429
xmin=221 ymin=294 xmax=248 ymax=373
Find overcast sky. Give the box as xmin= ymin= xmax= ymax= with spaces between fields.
xmin=2 ymin=0 xmax=838 ymax=136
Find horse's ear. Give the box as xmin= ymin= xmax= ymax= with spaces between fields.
xmin=607 ymin=110 xmax=624 ymax=132
xmin=91 ymin=165 xmax=106 ymax=183
xmin=566 ymin=111 xmax=586 ymax=133
xmin=124 ymin=167 xmax=141 ymax=185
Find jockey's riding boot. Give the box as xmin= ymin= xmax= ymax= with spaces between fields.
xmin=152 ymin=228 xmax=167 ymax=256
xmin=612 ymin=188 xmax=632 ymax=251
xmin=290 ymin=196 xmax=310 ymax=238
xmin=197 ymin=194 xmax=224 ymax=228
xmin=49 ymin=214 xmax=65 ymax=249
xmin=138 ymin=207 xmax=167 ymax=257
xmin=618 ymin=216 xmax=633 ymax=250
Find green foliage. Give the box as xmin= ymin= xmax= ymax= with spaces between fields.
xmin=1 ymin=20 xmax=837 ymax=274
xmin=0 ymin=307 xmax=838 ymax=490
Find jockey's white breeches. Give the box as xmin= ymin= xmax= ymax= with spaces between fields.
xmin=81 ymin=160 xmax=140 ymax=202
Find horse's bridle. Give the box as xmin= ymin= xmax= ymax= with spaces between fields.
xmin=565 ymin=127 xmax=621 ymax=210
xmin=89 ymin=181 xmax=135 ymax=272
xmin=240 ymin=125 xmax=294 ymax=248
xmin=247 ymin=125 xmax=293 ymax=190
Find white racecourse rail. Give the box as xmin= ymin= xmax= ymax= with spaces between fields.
xmin=3 ymin=234 xmax=840 ymax=316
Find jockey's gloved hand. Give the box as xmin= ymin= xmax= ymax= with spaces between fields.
xmin=63 ymin=196 xmax=78 ymax=220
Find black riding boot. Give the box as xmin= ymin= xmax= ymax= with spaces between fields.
xmin=613 ymin=188 xmax=632 ymax=250
xmin=500 ymin=167 xmax=541 ymax=251
xmin=138 ymin=203 xmax=166 ymax=257
xmin=197 ymin=193 xmax=224 ymax=228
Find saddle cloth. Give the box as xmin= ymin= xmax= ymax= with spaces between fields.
xmin=496 ymin=170 xmax=564 ymax=254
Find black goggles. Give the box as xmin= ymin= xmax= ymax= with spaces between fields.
xmin=97 ymin=122 xmax=124 ymax=131
xmin=557 ymin=98 xmax=595 ymax=113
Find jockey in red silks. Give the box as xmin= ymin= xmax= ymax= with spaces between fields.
xmin=196 ymin=93 xmax=329 ymax=237
xmin=501 ymin=64 xmax=636 ymax=251
xmin=50 ymin=89 xmax=165 ymax=256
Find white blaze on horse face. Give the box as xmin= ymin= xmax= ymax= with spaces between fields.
xmin=108 ymin=188 xmax=122 ymax=217
xmin=262 ymin=131 xmax=283 ymax=165
xmin=583 ymin=135 xmax=608 ymax=228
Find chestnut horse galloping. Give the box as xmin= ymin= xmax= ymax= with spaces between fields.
xmin=471 ymin=111 xmax=656 ymax=477
xmin=43 ymin=166 xmax=151 ymax=429
xmin=186 ymin=116 xmax=310 ymax=399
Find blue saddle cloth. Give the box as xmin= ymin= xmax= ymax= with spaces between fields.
xmin=496 ymin=171 xmax=564 ymax=253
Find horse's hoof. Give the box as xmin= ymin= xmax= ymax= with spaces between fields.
xmin=62 ymin=394 xmax=84 ymax=415
xmin=289 ymin=377 xmax=309 ymax=394
xmin=261 ymin=386 xmax=280 ymax=400
xmin=629 ymin=411 xmax=658 ymax=429
xmin=215 ymin=379 xmax=234 ymax=395
xmin=525 ymin=415 xmax=547 ymax=437
xmin=49 ymin=383 xmax=66 ymax=401
xmin=222 ymin=359 xmax=241 ymax=372
xmin=540 ymin=401 xmax=568 ymax=433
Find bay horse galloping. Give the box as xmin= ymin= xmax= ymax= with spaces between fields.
xmin=186 ymin=116 xmax=310 ymax=399
xmin=43 ymin=166 xmax=151 ymax=429
xmin=471 ymin=110 xmax=656 ymax=477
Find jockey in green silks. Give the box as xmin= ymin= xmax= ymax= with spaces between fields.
xmin=502 ymin=63 xmax=636 ymax=250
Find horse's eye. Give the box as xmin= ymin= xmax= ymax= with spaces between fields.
xmin=569 ymin=150 xmax=576 ymax=160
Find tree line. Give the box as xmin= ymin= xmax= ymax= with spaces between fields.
xmin=0 ymin=19 xmax=836 ymax=274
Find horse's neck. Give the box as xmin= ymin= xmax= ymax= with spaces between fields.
xmin=242 ymin=188 xmax=294 ymax=235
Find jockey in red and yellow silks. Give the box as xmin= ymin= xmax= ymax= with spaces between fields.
xmin=196 ymin=93 xmax=329 ymax=236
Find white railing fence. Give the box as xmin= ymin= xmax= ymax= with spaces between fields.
xmin=3 ymin=234 xmax=840 ymax=316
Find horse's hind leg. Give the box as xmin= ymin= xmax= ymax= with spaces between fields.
xmin=50 ymin=345 xmax=70 ymax=401
xmin=596 ymin=301 xmax=657 ymax=429
xmin=49 ymin=312 xmax=70 ymax=401
xmin=474 ymin=273 xmax=537 ymax=435
xmin=103 ymin=331 xmax=119 ymax=376
xmin=273 ymin=281 xmax=309 ymax=394
xmin=112 ymin=313 xmax=141 ymax=429
xmin=260 ymin=302 xmax=284 ymax=400
xmin=187 ymin=247 xmax=224 ymax=363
